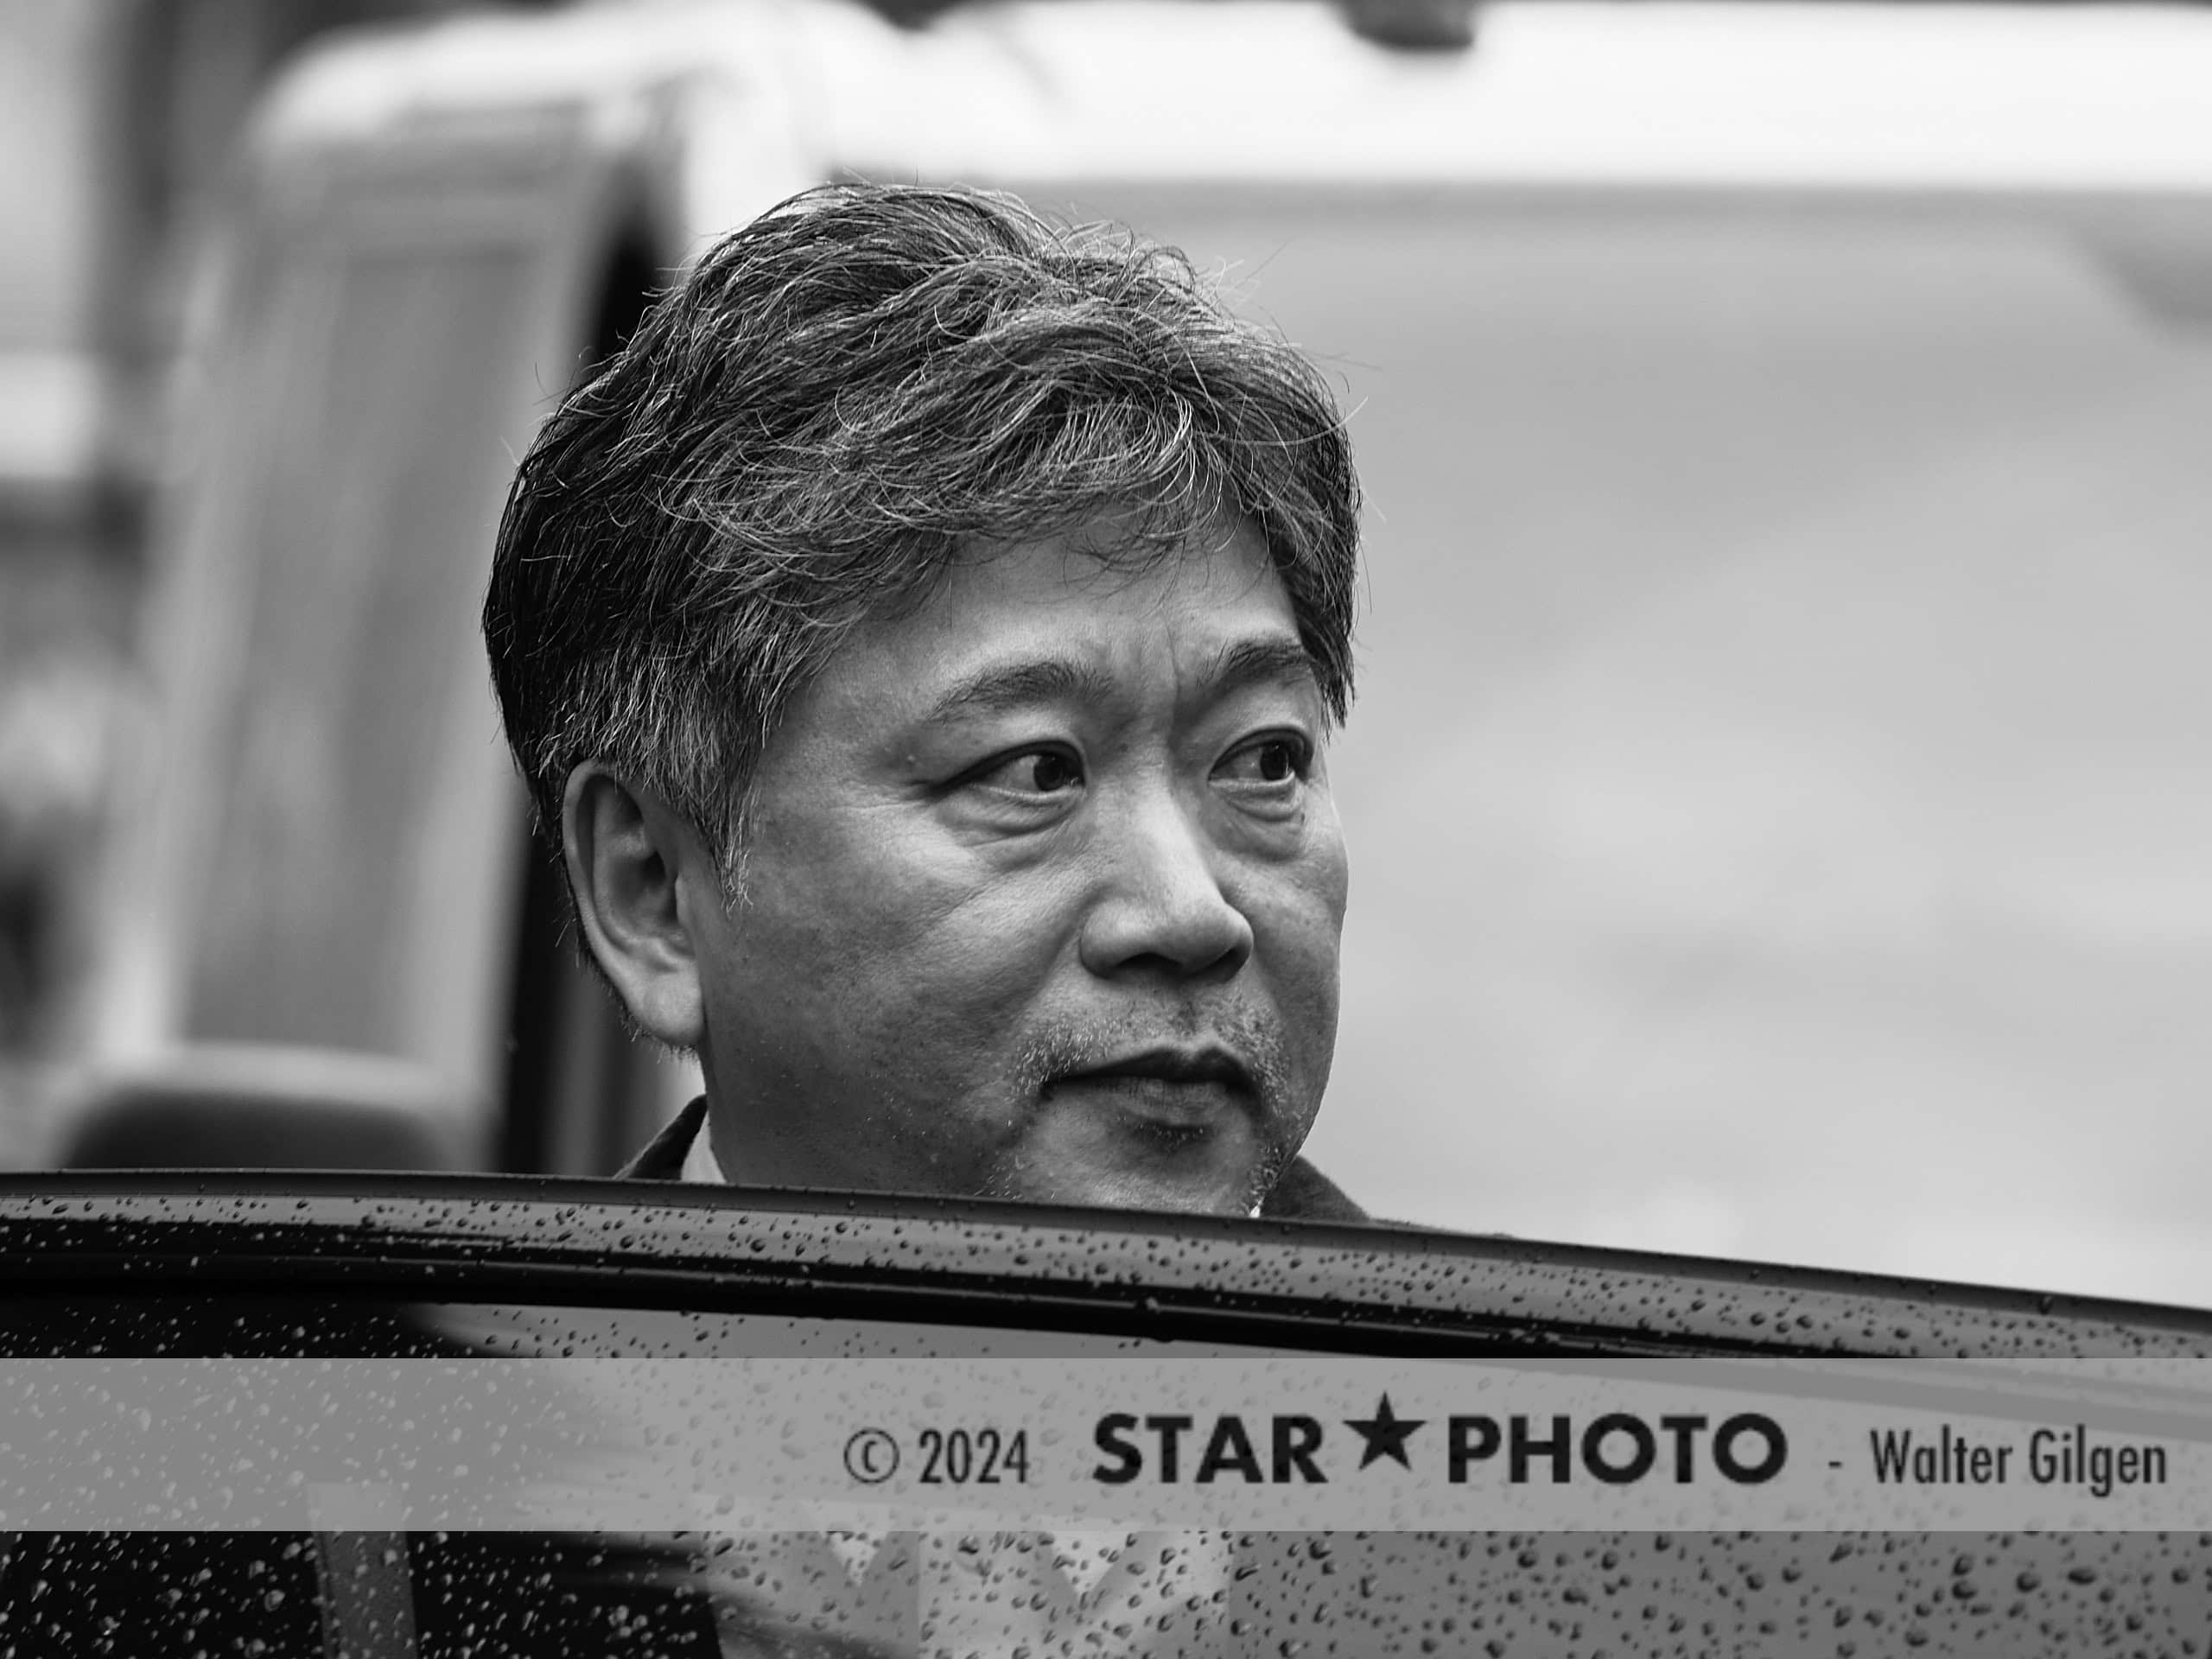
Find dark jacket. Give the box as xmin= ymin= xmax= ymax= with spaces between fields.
xmin=619 ymin=1095 xmax=1370 ymax=1222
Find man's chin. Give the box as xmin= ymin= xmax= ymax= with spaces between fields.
xmin=992 ymin=1170 xmax=1261 ymax=1217
xmin=986 ymin=1102 xmax=1280 ymax=1216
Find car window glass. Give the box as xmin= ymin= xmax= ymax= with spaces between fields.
xmin=5 ymin=1259 xmax=2212 ymax=1651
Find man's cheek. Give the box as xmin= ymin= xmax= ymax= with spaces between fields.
xmin=1306 ymin=807 xmax=1351 ymax=925
xmin=804 ymin=831 xmax=1047 ymax=959
xmin=1262 ymin=893 xmax=1344 ymax=1114
xmin=870 ymin=872 xmax=1079 ymax=1005
xmin=845 ymin=950 xmax=1049 ymax=1096
xmin=828 ymin=906 xmax=1060 ymax=1061
xmin=1263 ymin=879 xmax=1345 ymax=1008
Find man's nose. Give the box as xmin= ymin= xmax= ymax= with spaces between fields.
xmin=1076 ymin=788 xmax=1253 ymax=983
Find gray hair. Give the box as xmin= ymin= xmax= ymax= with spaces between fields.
xmin=484 ymin=181 xmax=1361 ymax=912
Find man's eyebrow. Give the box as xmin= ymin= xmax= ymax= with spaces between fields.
xmin=920 ymin=636 xmax=1319 ymax=725
xmin=921 ymin=657 xmax=1118 ymax=723
xmin=1200 ymin=635 xmax=1323 ymax=702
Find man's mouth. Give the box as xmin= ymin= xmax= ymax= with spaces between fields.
xmin=1041 ymin=1048 xmax=1257 ymax=1133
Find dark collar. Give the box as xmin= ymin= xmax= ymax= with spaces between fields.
xmin=618 ymin=1096 xmax=1370 ymax=1222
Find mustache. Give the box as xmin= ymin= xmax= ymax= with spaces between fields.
xmin=985 ymin=1008 xmax=1301 ymax=1211
xmin=1015 ymin=1008 xmax=1293 ymax=1105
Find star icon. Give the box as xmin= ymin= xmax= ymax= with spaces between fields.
xmin=1343 ymin=1394 xmax=1426 ymax=1471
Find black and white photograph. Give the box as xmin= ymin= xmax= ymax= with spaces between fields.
xmin=4 ymin=0 xmax=2212 ymax=1651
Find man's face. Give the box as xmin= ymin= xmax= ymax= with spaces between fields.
xmin=683 ymin=516 xmax=1349 ymax=1215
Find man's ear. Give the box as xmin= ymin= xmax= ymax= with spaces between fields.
xmin=560 ymin=763 xmax=712 ymax=1049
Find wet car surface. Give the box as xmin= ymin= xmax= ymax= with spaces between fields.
xmin=5 ymin=1179 xmax=2212 ymax=1656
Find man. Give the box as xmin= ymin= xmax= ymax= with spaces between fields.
xmin=484 ymin=181 xmax=1364 ymax=1221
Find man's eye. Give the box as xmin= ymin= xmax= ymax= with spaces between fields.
xmin=1217 ymin=735 xmax=1313 ymax=788
xmin=972 ymin=748 xmax=1085 ymax=796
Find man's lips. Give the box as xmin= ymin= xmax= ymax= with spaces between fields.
xmin=1061 ymin=1048 xmax=1254 ymax=1089
xmin=1042 ymin=1048 xmax=1257 ymax=1131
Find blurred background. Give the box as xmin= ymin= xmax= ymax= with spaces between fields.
xmin=3 ymin=0 xmax=2211 ymax=1304
xmin=0 ymin=0 xmax=520 ymax=1141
